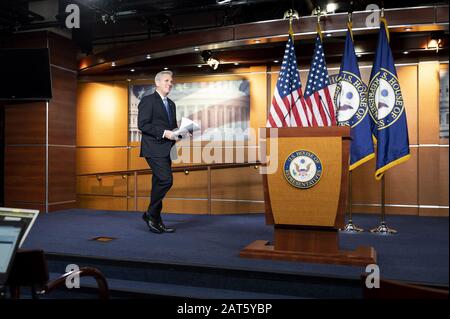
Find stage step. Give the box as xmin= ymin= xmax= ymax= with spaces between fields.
xmin=44 ymin=253 xmax=363 ymax=299
xmin=49 ymin=274 xmax=302 ymax=299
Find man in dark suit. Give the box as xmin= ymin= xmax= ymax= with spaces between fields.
xmin=138 ymin=70 xmax=178 ymax=234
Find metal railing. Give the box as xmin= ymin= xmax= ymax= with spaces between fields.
xmin=77 ymin=162 xmax=262 ymax=213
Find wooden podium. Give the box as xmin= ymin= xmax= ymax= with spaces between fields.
xmin=240 ymin=127 xmax=376 ymax=266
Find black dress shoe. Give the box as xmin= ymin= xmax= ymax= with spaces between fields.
xmin=159 ymin=222 xmax=175 ymax=233
xmin=142 ymin=213 xmax=163 ymax=234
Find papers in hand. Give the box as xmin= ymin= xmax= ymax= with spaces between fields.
xmin=172 ymin=117 xmax=200 ymax=139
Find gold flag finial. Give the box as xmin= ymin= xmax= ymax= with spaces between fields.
xmin=347 ymin=11 xmax=353 ymax=41
xmin=315 ymin=6 xmax=323 ymax=40
xmin=283 ymin=9 xmax=299 ymax=35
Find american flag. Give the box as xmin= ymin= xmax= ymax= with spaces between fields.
xmin=267 ymin=33 xmax=311 ymax=127
xmin=304 ymin=35 xmax=336 ymax=126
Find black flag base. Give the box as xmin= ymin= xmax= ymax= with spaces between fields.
xmin=341 ymin=219 xmax=365 ymax=232
xmin=370 ymin=221 xmax=398 ymax=234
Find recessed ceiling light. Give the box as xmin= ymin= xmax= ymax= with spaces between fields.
xmin=403 ymin=51 xmax=409 ymax=54
xmin=146 ymin=54 xmax=151 ymax=59
xmin=274 ymin=60 xmax=279 ymax=63
xmin=127 ymin=79 xmax=131 ymax=82
xmin=357 ymin=54 xmax=362 ymax=58
xmin=194 ymin=47 xmax=200 ymax=51
xmin=404 ymin=27 xmax=412 ymax=31
xmin=130 ymin=68 xmax=135 ymax=72
xmin=197 ymin=65 xmax=202 ymax=68
xmin=234 ymin=62 xmax=239 ymax=66
xmin=326 ymin=33 xmax=332 ymax=37
xmin=254 ymin=39 xmax=261 ymax=44
xmin=164 ymin=67 xmax=168 ymax=70
xmin=111 ymin=61 xmax=116 ymax=67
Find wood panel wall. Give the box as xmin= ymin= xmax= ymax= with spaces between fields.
xmin=4 ymin=32 xmax=77 ymax=213
xmin=417 ymin=62 xmax=448 ymax=216
xmin=76 ymin=62 xmax=448 ymax=217
xmin=76 ymin=67 xmax=266 ymax=214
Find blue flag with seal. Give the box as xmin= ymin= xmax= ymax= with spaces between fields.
xmin=368 ymin=17 xmax=410 ymax=180
xmin=334 ymin=23 xmax=375 ymax=170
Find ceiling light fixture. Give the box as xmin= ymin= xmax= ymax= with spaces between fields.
xmin=201 ymin=50 xmax=219 ymax=70
xmin=102 ymin=14 xmax=116 ymax=24
xmin=146 ymin=54 xmax=151 ymax=59
xmin=427 ymin=33 xmax=443 ymax=52
xmin=326 ymin=3 xmax=338 ymax=14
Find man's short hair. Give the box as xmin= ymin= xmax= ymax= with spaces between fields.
xmin=155 ymin=70 xmax=173 ymax=84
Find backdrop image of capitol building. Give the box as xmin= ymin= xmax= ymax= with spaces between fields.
xmin=129 ymin=80 xmax=250 ymax=142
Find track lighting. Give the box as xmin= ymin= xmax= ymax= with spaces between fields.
xmin=201 ymin=50 xmax=219 ymax=70
xmin=428 ymin=32 xmax=443 ymax=52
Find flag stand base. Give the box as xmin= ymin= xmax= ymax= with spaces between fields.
xmin=371 ymin=177 xmax=398 ymax=234
xmin=341 ymin=220 xmax=364 ymax=232
xmin=370 ymin=221 xmax=397 ymax=234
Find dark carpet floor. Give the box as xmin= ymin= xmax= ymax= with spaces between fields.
xmin=22 ymin=209 xmax=449 ymax=286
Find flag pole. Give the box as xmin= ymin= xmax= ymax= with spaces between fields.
xmin=316 ymin=6 xmax=322 ymax=37
xmin=282 ymin=8 xmax=299 ymax=38
xmin=314 ymin=7 xmax=334 ymax=122
xmin=369 ymin=5 xmax=398 ymax=235
xmin=370 ymin=175 xmax=397 ymax=234
xmin=282 ymin=8 xmax=299 ymax=127
xmin=336 ymin=9 xmax=364 ymax=233
xmin=340 ymin=8 xmax=364 ymax=232
xmin=342 ymin=171 xmax=364 ymax=232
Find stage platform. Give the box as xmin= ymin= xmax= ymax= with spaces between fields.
xmin=22 ymin=209 xmax=448 ymax=298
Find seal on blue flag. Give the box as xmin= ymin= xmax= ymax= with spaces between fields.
xmin=334 ymin=71 xmax=368 ymax=127
xmin=368 ymin=68 xmax=405 ymax=130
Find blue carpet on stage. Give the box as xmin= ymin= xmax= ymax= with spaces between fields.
xmin=22 ymin=209 xmax=448 ymax=287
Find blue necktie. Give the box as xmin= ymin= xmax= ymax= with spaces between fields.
xmin=163 ymin=97 xmax=171 ymax=123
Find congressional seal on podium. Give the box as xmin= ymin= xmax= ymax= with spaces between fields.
xmin=283 ymin=150 xmax=323 ymax=189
